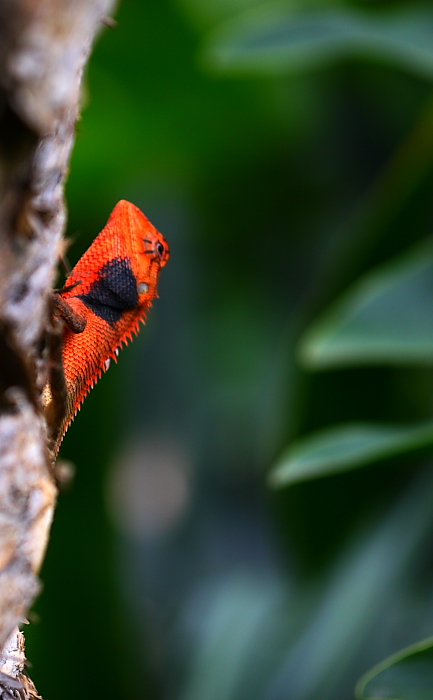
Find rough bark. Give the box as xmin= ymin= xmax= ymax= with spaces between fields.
xmin=0 ymin=0 xmax=116 ymax=695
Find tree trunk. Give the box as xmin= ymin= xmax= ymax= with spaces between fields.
xmin=0 ymin=1 xmax=116 ymax=695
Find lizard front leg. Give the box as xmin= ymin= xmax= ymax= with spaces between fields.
xmin=52 ymin=292 xmax=87 ymax=334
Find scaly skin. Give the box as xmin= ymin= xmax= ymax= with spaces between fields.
xmin=45 ymin=200 xmax=170 ymax=453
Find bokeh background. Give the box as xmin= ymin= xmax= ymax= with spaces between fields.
xmin=25 ymin=1 xmax=433 ymax=699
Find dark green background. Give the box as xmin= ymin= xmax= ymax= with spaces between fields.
xmin=25 ymin=1 xmax=433 ymax=699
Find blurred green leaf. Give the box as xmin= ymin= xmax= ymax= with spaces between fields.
xmin=298 ymin=238 xmax=433 ymax=369
xmin=179 ymin=575 xmax=283 ymax=700
xmin=202 ymin=4 xmax=433 ymax=78
xmin=176 ymin=0 xmax=268 ymax=30
xmin=269 ymin=470 xmax=433 ymax=700
xmin=356 ymin=636 xmax=433 ymax=700
xmin=269 ymin=420 xmax=433 ymax=487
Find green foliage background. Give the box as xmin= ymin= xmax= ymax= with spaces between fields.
xmin=25 ymin=1 xmax=433 ymax=699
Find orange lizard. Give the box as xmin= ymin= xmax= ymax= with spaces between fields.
xmin=44 ymin=200 xmax=170 ymax=454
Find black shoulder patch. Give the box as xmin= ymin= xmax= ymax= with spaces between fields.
xmin=78 ymin=257 xmax=139 ymax=326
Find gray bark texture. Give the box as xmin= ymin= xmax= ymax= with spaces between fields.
xmin=0 ymin=0 xmax=116 ymax=696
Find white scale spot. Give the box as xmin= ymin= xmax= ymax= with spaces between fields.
xmin=137 ymin=282 xmax=149 ymax=294
xmin=105 ymin=359 xmax=111 ymax=371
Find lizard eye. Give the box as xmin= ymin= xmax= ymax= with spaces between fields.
xmin=143 ymin=236 xmax=169 ymax=265
xmin=156 ymin=241 xmax=165 ymax=258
